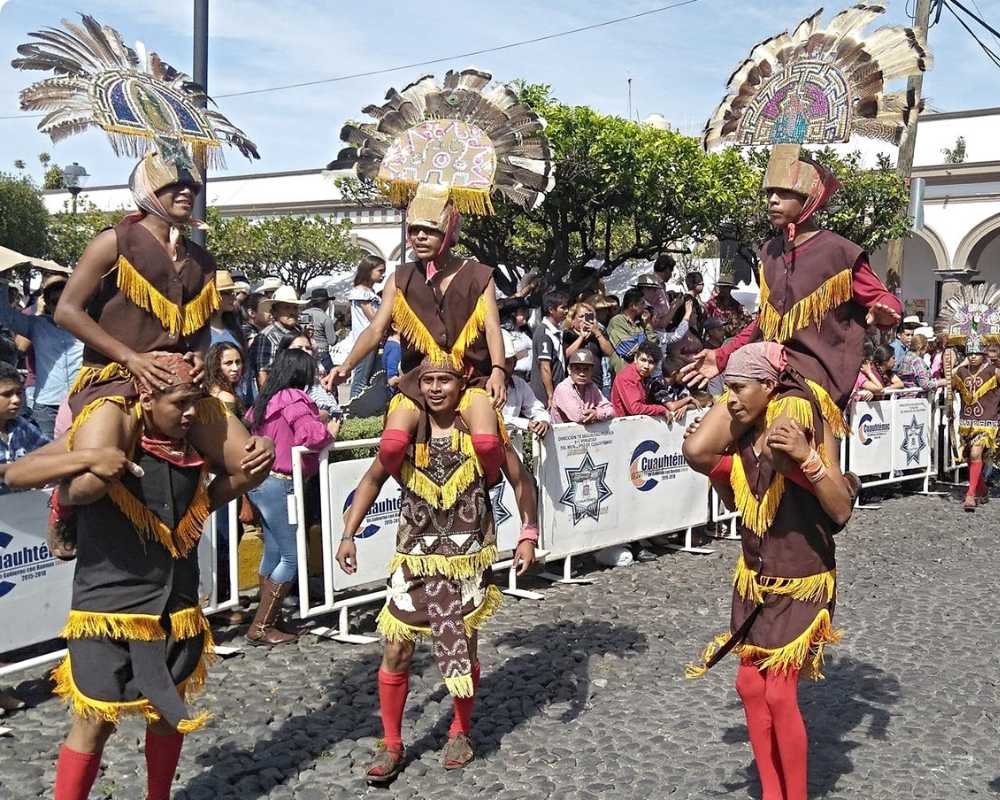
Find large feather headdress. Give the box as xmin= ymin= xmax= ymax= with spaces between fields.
xmin=12 ymin=14 xmax=259 ymax=168
xmin=703 ymin=5 xmax=932 ymax=151
xmin=937 ymin=284 xmax=1000 ymax=348
xmin=330 ymin=67 xmax=555 ymax=215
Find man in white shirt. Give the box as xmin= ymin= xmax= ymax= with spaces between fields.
xmin=502 ymin=332 xmax=550 ymax=437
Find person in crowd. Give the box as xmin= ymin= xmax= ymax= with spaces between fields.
xmin=530 ymin=290 xmax=569 ymax=405
xmin=952 ymin=338 xmax=999 ymax=511
xmin=301 ymin=287 xmax=338 ymax=371
xmin=637 ymin=272 xmax=671 ymax=333
xmin=0 ymin=363 xmax=47 ymax=492
xmin=988 ymin=342 xmax=1000 ymax=370
xmin=255 ymin=276 xmax=282 ymax=297
xmin=647 ymin=353 xmax=699 ymax=418
xmin=684 ymin=342 xmax=857 ymax=800
xmin=0 ymin=274 xmax=81 ymax=439
xmin=702 ymin=317 xmax=727 ymax=349
xmin=606 ymin=288 xmax=656 ymax=374
xmin=6 ymin=354 xmax=265 ymax=800
xmin=346 ymin=254 xmax=386 ymax=399
xmin=550 ymin=351 xmax=615 ymax=425
xmin=249 ymin=286 xmax=306 ymax=389
xmin=861 ymin=345 xmax=904 ymax=397
xmin=612 ymin=341 xmax=684 ymax=420
xmin=204 ymin=342 xmax=246 ymax=417
xmin=383 ymin=323 xmax=402 ymax=397
xmin=705 ymin=268 xmax=752 ymax=338
xmin=501 ymin=302 xmax=533 ymax=380
xmin=852 ymin=340 xmax=877 ymax=401
xmin=241 ymin=292 xmax=270 ymax=349
xmin=209 ymin=271 xmax=247 ymax=351
xmin=335 ymin=357 xmax=536 ymax=781
xmin=896 ymin=333 xmax=946 ymax=392
xmin=595 ymin=294 xmax=619 ymax=329
xmin=245 ymin=350 xmax=338 ymax=645
xmin=500 ymin=331 xmax=550 ymax=437
xmin=682 ymin=271 xmax=708 ymax=340
xmin=332 ymin=311 xmax=350 ymax=344
xmin=891 ymin=316 xmax=920 ymax=364
xmin=278 ymin=333 xmax=343 ymax=422
xmin=562 ymin=301 xmax=614 ymax=391
xmin=232 ymin=277 xmax=250 ymax=307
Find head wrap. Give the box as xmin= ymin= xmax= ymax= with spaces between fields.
xmin=763 ymin=145 xmax=840 ymax=241
xmin=136 ymin=353 xmax=202 ymax=395
xmin=125 ymin=152 xmax=208 ymax=258
xmin=415 ymin=355 xmax=466 ymax=382
xmin=137 ymin=353 xmax=204 ymax=464
xmin=405 ymin=184 xmax=461 ymax=280
xmin=723 ymin=342 xmax=787 ymax=383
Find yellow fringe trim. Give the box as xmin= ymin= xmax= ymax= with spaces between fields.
xmin=444 ymin=673 xmax=475 ymax=698
xmin=68 ymin=363 xmax=134 ymax=397
xmin=65 ymin=395 xmax=135 ymax=451
xmin=766 ymin=395 xmax=814 ymax=431
xmin=376 ymin=179 xmax=496 ymax=216
xmin=400 ymin=455 xmax=482 ymax=511
xmin=758 ymin=268 xmax=853 ymax=343
xmin=106 ymin=469 xmax=210 ymax=559
xmin=685 ymin=632 xmax=732 ymax=679
xmin=387 ymin=545 xmax=498 ymax=581
xmin=194 ymin=395 xmax=231 ymax=424
xmin=376 ymin=583 xmax=503 ymax=641
xmin=388 ymin=393 xmax=419 ymax=415
xmin=457 ymin=388 xmax=511 ymax=445
xmin=391 ymin=292 xmax=487 ymax=369
xmin=115 ymin=255 xmax=220 ymax=337
xmin=60 ymin=610 xmax=164 ymax=641
xmin=733 ymin=555 xmax=836 ymax=605
xmin=170 ymin=607 xmax=210 ymax=640
xmin=955 ymin=373 xmax=998 ymax=407
xmin=731 ymin=452 xmax=785 ymax=536
xmin=805 ymin=379 xmax=847 ymax=439
xmin=738 ymin=608 xmax=842 ymax=681
xmin=414 ymin=442 xmax=430 ymax=469
xmin=959 ymin=424 xmax=999 ymax=451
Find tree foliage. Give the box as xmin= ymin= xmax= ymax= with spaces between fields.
xmin=0 ymin=173 xmax=49 ymax=258
xmin=46 ymin=198 xmax=127 ymax=267
xmin=207 ymin=211 xmax=363 ymax=293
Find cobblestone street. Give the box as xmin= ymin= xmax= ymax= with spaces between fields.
xmin=1 ymin=491 xmax=998 ymax=799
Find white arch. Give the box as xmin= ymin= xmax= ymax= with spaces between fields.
xmin=352 ymin=236 xmax=385 ymax=260
xmin=912 ymin=225 xmax=948 ymax=270
xmin=954 ymin=212 xmax=1000 ymax=270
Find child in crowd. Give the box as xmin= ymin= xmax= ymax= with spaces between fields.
xmin=0 ymin=362 xmax=48 ymax=493
xmin=859 ymin=345 xmax=904 ymax=398
xmin=550 ymin=351 xmax=614 ymax=425
xmin=647 ymin=354 xmax=698 ymax=419
xmin=612 ymin=342 xmax=688 ymax=421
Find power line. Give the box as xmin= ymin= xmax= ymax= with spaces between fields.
xmin=942 ymin=0 xmax=1000 ymax=68
xmin=1 ymin=0 xmax=703 ymax=120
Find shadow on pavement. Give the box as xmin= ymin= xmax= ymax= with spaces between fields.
xmin=719 ymin=655 xmax=900 ymax=799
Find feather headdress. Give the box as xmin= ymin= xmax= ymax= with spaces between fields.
xmin=12 ymin=14 xmax=258 ymax=169
xmin=937 ymin=284 xmax=1000 ymax=348
xmin=329 ymin=67 xmax=555 ymax=215
xmin=703 ymin=5 xmax=932 ymax=150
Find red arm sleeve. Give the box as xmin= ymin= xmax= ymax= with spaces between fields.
xmin=852 ymin=256 xmax=902 ymax=323
xmin=714 ymin=318 xmax=760 ymax=371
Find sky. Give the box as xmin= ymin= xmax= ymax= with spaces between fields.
xmin=1 ymin=0 xmax=999 ymax=187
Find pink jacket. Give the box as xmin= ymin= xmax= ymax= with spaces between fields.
xmin=247 ymin=388 xmax=332 ymax=476
xmin=550 ymin=378 xmax=615 ymax=424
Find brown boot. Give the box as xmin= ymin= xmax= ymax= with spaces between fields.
xmin=246 ymin=576 xmax=298 ymax=646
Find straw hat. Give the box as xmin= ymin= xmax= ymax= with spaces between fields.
xmin=259 ymin=285 xmax=307 ymax=314
xmin=215 ymin=270 xmax=237 ymax=292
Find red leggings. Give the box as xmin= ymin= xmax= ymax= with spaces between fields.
xmin=735 ymin=660 xmax=807 ymax=800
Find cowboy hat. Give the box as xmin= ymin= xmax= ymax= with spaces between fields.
xmin=258 ymin=285 xmax=306 ymax=314
xmin=215 ymin=270 xmax=237 ymax=292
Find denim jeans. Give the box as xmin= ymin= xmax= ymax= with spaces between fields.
xmin=250 ymin=474 xmax=298 ymax=584
xmin=31 ymin=403 xmax=59 ymax=440
xmin=350 ymin=348 xmax=378 ymax=399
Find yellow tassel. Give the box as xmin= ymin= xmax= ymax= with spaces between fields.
xmin=414 ymin=442 xmax=430 ymax=469
xmin=685 ymin=632 xmax=731 ymax=679
xmin=387 ymin=545 xmax=497 ymax=580
xmin=374 ymin=178 xmax=417 ymax=208
xmin=738 ymin=608 xmax=841 ymax=681
xmin=444 ymin=673 xmax=475 ymax=698
xmin=391 ymin=293 xmax=487 ymax=369
xmin=731 ymin=453 xmax=785 ymax=536
xmin=176 ymin=712 xmax=212 ymax=733
xmin=806 ymin=379 xmax=847 ymax=439
xmin=51 ymin=657 xmax=154 ymax=725
xmin=170 ymin=607 xmax=210 ymax=640
xmin=194 ymin=396 xmax=230 ymax=424
xmin=960 ymin=425 xmax=999 ymax=451
xmin=955 ymin=374 xmax=998 ymax=407
xmin=758 ymin=268 xmax=853 ymax=343
xmin=115 ymin=256 xmax=220 ymax=337
xmin=400 ymin=456 xmax=483 ymax=511
xmin=60 ymin=610 xmax=165 ymax=641
xmin=449 ymin=187 xmax=495 ymax=216
xmin=766 ymin=395 xmax=814 ymax=431
xmin=178 ymin=630 xmax=217 ymax=697
xmin=68 ymin=363 xmax=133 ymax=397
xmin=733 ymin=556 xmax=836 ymax=605
xmin=106 ymin=469 xmax=210 ymax=559
xmin=388 ymin=392 xmax=419 ymax=415
xmin=376 ymin=584 xmax=503 ymax=642
xmin=463 ymin=584 xmax=503 ymax=636
xmin=66 ymin=396 xmax=134 ymax=451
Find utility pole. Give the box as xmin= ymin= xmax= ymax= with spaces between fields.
xmin=191 ymin=0 xmax=209 ymax=247
xmin=884 ymin=0 xmax=933 ymax=294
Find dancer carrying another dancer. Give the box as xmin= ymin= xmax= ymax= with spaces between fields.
xmin=682 ymin=6 xmax=929 ymax=532
xmin=12 ymin=14 xmax=272 ymax=555
xmin=336 ymin=357 xmax=537 ymax=782
xmin=6 ymin=355 xmax=269 ymax=800
xmin=326 ymin=68 xmax=555 ymax=489
xmin=685 ymin=342 xmax=859 ymax=800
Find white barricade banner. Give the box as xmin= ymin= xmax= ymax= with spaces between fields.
xmin=540 ymin=415 xmax=709 ymax=559
xmin=849 ymin=399 xmax=894 ymax=477
xmin=493 ymin=429 xmax=524 ymax=554
xmin=892 ymin=396 xmax=932 ymax=472
xmin=0 ymin=491 xmax=73 ymax=653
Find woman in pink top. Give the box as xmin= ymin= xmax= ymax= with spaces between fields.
xmin=550 ymin=350 xmax=615 ymax=424
xmin=245 ymin=349 xmax=338 ymax=645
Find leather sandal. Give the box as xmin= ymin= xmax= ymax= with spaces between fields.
xmin=366 ymin=745 xmax=404 ymax=784
xmin=964 ymin=495 xmax=977 ymax=512
xmin=442 ymin=733 xmax=474 ymax=770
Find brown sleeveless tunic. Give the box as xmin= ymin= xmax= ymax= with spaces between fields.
xmin=955 ymin=363 xmax=1000 ymax=449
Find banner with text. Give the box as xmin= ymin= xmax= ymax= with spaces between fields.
xmin=849 ymin=395 xmax=932 ymax=478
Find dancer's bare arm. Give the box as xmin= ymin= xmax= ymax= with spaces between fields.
xmin=5 ymin=440 xmax=140 ymax=490
xmin=483 ymin=279 xmax=507 ymax=408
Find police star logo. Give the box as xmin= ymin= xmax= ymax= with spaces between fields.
xmin=559 ymin=452 xmax=612 ymax=525
xmin=490 ymin=482 xmax=512 ymax=528
xmin=900 ymin=415 xmax=927 ymax=466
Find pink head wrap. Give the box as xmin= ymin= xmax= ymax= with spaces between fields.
xmin=790 ymin=156 xmax=840 ymax=241
xmin=723 ymin=342 xmax=787 ymax=383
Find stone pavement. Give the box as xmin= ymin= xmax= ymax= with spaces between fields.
xmin=1 ymin=490 xmax=998 ymax=799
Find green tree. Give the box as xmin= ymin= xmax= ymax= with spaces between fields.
xmin=0 ymin=173 xmax=48 ymax=257
xmin=46 ymin=199 xmax=128 ymax=267
xmin=941 ymin=136 xmax=967 ymax=165
xmin=208 ymin=211 xmax=363 ymax=293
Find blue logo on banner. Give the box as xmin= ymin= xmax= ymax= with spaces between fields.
xmin=629 ymin=440 xmax=688 ymax=492
xmin=0 ymin=530 xmax=55 ymax=598
xmin=858 ymin=413 xmax=891 ymax=446
xmin=343 ymin=490 xmax=400 ymax=540
xmin=559 ymin=452 xmax=613 ymax=525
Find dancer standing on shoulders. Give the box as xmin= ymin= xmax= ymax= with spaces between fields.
xmin=684 ymin=343 xmax=859 ymax=800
